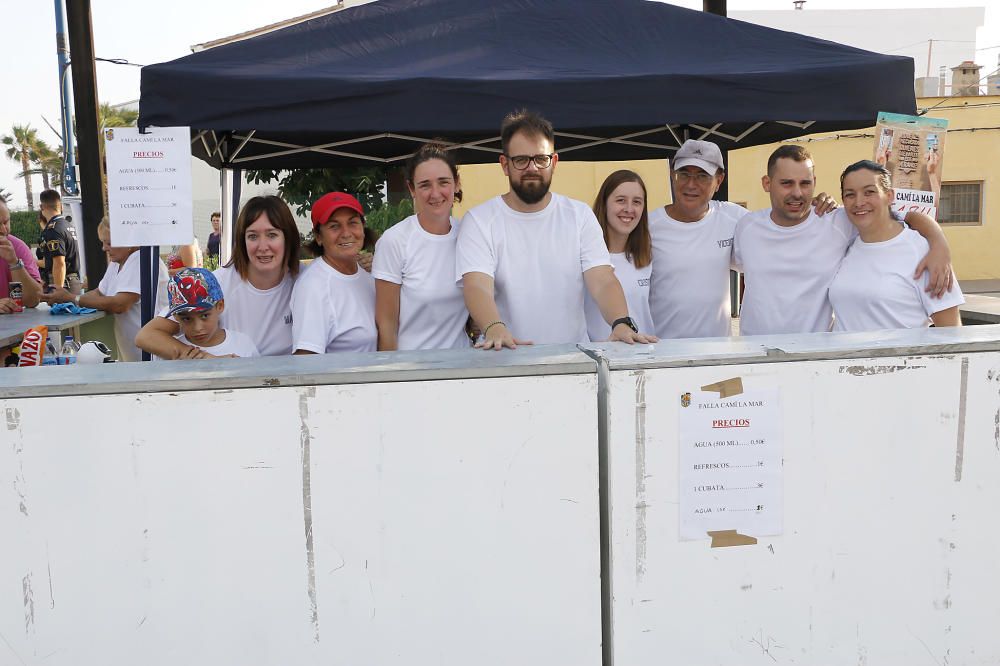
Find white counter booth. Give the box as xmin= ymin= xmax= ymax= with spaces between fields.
xmin=0 ymin=347 xmax=603 ymax=666
xmin=3 ymin=327 xmax=1000 ymax=665
xmin=586 ymin=326 xmax=1000 ymax=666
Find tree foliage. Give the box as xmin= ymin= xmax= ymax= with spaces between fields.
xmin=244 ymin=166 xmax=390 ymax=217
xmin=2 ymin=124 xmax=43 ymax=210
xmin=9 ymin=211 xmax=41 ymax=244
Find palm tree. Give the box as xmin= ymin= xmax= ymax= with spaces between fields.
xmin=29 ymin=141 xmax=62 ymax=191
xmin=98 ymin=102 xmax=138 ymax=131
xmin=0 ymin=187 xmax=12 ymax=204
xmin=2 ymin=124 xmax=43 ymax=210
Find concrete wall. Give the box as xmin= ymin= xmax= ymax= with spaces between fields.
xmin=725 ymin=97 xmax=1000 ymax=281
xmin=4 ymin=329 xmax=1000 ymax=664
xmin=597 ymin=340 xmax=1000 ymax=665
xmin=0 ymin=349 xmax=602 ymax=665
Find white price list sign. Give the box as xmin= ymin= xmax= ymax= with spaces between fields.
xmin=104 ymin=126 xmax=193 ymax=247
xmin=678 ymin=388 xmax=783 ymax=540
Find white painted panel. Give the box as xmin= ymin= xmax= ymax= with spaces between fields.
xmin=606 ymin=354 xmax=1000 ymax=665
xmin=1 ymin=373 xmax=601 ymax=665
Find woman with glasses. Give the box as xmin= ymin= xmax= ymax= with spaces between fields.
xmin=584 ymin=170 xmax=655 ymax=341
xmin=828 ymin=160 xmax=963 ymax=330
xmin=373 ymin=143 xmax=470 ymax=350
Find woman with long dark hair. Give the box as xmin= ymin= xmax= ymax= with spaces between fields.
xmin=829 ymin=160 xmax=963 ymax=330
xmin=585 ymin=170 xmax=654 ymax=341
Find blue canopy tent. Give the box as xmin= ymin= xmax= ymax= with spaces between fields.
xmin=138 ymin=0 xmax=917 ymax=169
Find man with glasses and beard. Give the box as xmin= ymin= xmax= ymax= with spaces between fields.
xmin=457 ymin=110 xmax=656 ymax=350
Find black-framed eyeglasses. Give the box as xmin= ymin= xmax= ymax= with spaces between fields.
xmin=672 ymin=170 xmax=715 ymax=185
xmin=505 ymin=153 xmax=554 ymax=170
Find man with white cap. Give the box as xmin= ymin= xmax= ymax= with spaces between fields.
xmin=648 ymin=140 xmax=754 ymax=339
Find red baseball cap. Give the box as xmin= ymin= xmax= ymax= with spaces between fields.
xmin=311 ymin=192 xmax=365 ymax=228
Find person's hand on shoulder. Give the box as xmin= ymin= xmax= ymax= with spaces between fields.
xmin=812 ymin=192 xmax=839 ymax=216
xmin=915 ymin=243 xmax=954 ymax=298
xmin=358 ymin=250 xmax=374 ymax=273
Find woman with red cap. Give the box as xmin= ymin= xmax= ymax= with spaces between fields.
xmin=372 ymin=143 xmax=470 ymax=350
xmin=291 ymin=192 xmax=377 ymax=354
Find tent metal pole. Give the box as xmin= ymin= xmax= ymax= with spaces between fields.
xmin=221 ymin=168 xmax=234 ymax=266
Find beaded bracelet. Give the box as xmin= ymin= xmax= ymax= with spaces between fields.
xmin=483 ymin=321 xmax=506 ymax=337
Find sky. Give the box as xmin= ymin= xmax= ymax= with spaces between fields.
xmin=1 ymin=0 xmax=998 ymax=210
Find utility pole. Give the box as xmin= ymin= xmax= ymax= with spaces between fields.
xmin=703 ymin=0 xmax=728 ymax=201
xmin=65 ymin=0 xmax=106 ymax=287
xmin=702 ymin=0 xmax=738 ymax=318
xmin=703 ymin=0 xmax=727 ymax=18
xmin=53 ymin=0 xmax=78 ymax=196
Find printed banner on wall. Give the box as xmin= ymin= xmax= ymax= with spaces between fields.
xmin=678 ymin=387 xmax=783 ymax=540
xmin=105 ymin=126 xmax=193 ymax=247
xmin=874 ymin=112 xmax=948 ymax=217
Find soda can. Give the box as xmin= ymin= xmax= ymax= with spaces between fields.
xmin=9 ymin=281 xmax=23 ymax=313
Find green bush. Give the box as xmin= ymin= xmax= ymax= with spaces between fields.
xmin=366 ymin=199 xmax=414 ymax=234
xmin=9 ymin=211 xmax=41 ymax=245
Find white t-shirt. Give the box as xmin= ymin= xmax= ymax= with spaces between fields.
xmin=291 ymin=258 xmax=377 ymax=354
xmin=372 ymin=214 xmax=470 ymax=350
xmin=98 ymin=251 xmax=168 ymax=362
xmin=213 ymin=265 xmax=295 ymax=356
xmin=585 ymin=253 xmax=653 ymax=341
xmin=173 ymin=329 xmax=259 ymax=358
xmin=734 ymin=208 xmax=858 ymax=336
xmin=830 ymin=228 xmax=964 ymax=331
xmin=648 ymin=201 xmax=743 ymax=339
xmin=455 ymin=193 xmax=612 ymax=344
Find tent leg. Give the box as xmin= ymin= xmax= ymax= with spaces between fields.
xmin=139 ymin=245 xmax=158 ymax=362
xmin=220 ymin=168 xmax=243 ymax=266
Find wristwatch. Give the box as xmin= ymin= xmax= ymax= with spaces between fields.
xmin=611 ymin=316 xmax=638 ymax=334
xmin=8 ymin=259 xmax=24 ymax=271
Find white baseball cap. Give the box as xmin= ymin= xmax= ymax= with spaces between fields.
xmin=673 ymin=140 xmax=725 ymax=175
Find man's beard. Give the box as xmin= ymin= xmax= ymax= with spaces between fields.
xmin=510 ymin=175 xmax=551 ymax=205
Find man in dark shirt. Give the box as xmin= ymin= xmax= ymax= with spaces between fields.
xmin=37 ymin=189 xmax=80 ymax=289
xmin=206 ymin=211 xmax=221 ymax=260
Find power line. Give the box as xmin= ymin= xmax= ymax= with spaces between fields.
xmin=65 ymin=56 xmax=145 ymax=68
xmin=920 ymin=64 xmax=1000 ymax=116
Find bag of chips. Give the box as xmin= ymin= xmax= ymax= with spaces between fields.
xmin=17 ymin=326 xmax=48 ymax=367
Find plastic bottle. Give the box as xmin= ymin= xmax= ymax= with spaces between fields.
xmin=59 ymin=336 xmax=77 ymax=365
xmin=42 ymin=337 xmax=58 ymax=366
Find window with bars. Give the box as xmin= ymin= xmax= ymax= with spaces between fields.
xmin=938 ymin=181 xmax=983 ymax=225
